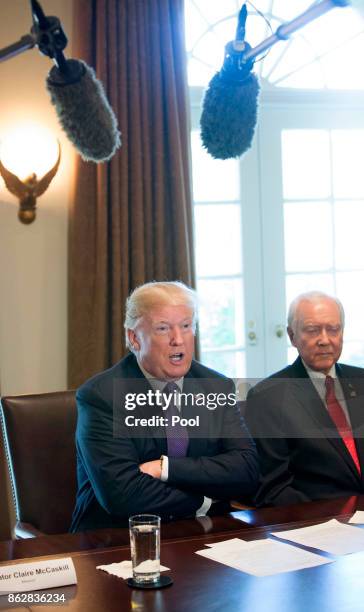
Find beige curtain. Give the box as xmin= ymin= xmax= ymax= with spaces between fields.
xmin=68 ymin=0 xmax=196 ymax=388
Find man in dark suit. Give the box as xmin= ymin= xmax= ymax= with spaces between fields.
xmin=71 ymin=281 xmax=258 ymax=531
xmin=245 ymin=291 xmax=364 ymax=507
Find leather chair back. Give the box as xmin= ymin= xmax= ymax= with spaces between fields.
xmin=0 ymin=391 xmax=77 ymax=536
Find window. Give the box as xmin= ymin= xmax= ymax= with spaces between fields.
xmin=282 ymin=128 xmax=364 ymax=367
xmin=185 ymin=1 xmax=364 ymax=377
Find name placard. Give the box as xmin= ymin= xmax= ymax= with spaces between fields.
xmin=0 ymin=557 xmax=77 ymax=594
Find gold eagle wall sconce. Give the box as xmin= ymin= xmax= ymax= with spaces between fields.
xmin=0 ymin=141 xmax=61 ymax=224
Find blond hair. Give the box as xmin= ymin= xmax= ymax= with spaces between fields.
xmin=124 ymin=281 xmax=197 ymax=350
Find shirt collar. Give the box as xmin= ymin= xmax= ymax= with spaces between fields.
xmin=138 ymin=362 xmax=183 ymax=392
xmin=302 ymin=359 xmax=336 ymax=380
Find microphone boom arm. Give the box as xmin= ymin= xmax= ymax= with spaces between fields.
xmin=0 ymin=34 xmax=35 ymax=63
xmin=240 ymin=0 xmax=350 ymax=63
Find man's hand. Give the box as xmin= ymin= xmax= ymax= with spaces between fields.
xmin=139 ymin=460 xmax=162 ymax=479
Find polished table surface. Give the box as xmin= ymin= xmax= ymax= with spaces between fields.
xmin=0 ymin=495 xmax=363 ymax=611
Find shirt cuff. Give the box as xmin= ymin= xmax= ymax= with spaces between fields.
xmin=160 ymin=455 xmax=168 ymax=481
xmin=196 ymin=496 xmax=212 ymax=517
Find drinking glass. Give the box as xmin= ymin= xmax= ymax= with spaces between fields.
xmin=129 ymin=514 xmax=161 ymax=583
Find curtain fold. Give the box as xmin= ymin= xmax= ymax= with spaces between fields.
xmin=68 ymin=0 xmax=196 ymax=388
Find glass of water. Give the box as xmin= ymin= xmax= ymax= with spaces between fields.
xmin=129 ymin=514 xmax=161 ymax=584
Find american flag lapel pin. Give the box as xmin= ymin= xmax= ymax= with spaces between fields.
xmin=348 ymin=383 xmax=357 ymax=398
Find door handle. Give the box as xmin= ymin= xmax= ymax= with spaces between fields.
xmin=247 ymin=320 xmax=257 ymax=345
xmin=275 ymin=324 xmax=285 ymax=339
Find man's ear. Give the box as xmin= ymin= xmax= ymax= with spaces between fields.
xmin=128 ymin=329 xmax=140 ymax=351
xmin=287 ymin=326 xmax=296 ymax=347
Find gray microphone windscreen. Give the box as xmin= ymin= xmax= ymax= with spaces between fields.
xmin=200 ymin=71 xmax=260 ymax=160
xmin=46 ymin=59 xmax=121 ymax=162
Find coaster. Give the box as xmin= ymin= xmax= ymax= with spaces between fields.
xmin=127 ymin=575 xmax=173 ymax=589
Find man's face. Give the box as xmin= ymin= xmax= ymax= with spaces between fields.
xmin=287 ymin=298 xmax=343 ymax=374
xmin=128 ymin=304 xmax=195 ymax=381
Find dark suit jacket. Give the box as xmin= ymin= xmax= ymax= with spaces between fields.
xmin=70 ymin=353 xmax=258 ymax=531
xmin=245 ymin=357 xmax=364 ymax=507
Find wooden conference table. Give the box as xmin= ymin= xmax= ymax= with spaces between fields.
xmin=0 ymin=495 xmax=363 ymax=612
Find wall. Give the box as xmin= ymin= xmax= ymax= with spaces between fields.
xmin=0 ymin=0 xmax=74 ymax=396
xmin=0 ymin=0 xmax=74 ymax=539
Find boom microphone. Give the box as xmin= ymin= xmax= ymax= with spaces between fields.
xmin=200 ymin=5 xmax=259 ymax=160
xmin=46 ymin=60 xmax=121 ymax=163
xmin=200 ymin=0 xmax=359 ymax=161
xmin=29 ymin=0 xmax=121 ymax=163
xmin=27 ymin=0 xmax=121 ymax=162
xmin=200 ymin=47 xmax=259 ymax=160
xmin=0 ymin=0 xmax=122 ymax=163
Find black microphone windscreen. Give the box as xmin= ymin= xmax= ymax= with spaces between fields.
xmin=200 ymin=71 xmax=260 ymax=160
xmin=46 ymin=59 xmax=121 ymax=162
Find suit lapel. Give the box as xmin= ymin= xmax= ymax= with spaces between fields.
xmin=288 ymin=358 xmax=361 ymax=482
xmin=337 ymin=364 xmax=364 ymax=477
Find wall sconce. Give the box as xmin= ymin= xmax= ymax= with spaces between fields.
xmin=0 ymin=125 xmax=61 ymax=224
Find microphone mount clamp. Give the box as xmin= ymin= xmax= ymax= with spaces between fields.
xmin=0 ymin=0 xmax=68 ymax=74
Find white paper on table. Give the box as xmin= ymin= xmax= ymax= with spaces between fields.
xmin=271 ymin=518 xmax=364 ymax=555
xmin=348 ymin=511 xmax=364 ymax=524
xmin=96 ymin=561 xmax=170 ymax=580
xmin=205 ymin=538 xmax=250 ymax=550
xmin=196 ymin=538 xmax=331 ymax=577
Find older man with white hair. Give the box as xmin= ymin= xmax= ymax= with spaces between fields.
xmin=71 ymin=281 xmax=258 ymax=531
xmin=245 ymin=291 xmax=364 ymax=507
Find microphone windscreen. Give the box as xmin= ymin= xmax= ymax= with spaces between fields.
xmin=46 ymin=60 xmax=121 ymax=162
xmin=200 ymin=71 xmax=260 ymax=160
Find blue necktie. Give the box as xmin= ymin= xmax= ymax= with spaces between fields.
xmin=163 ymin=382 xmax=189 ymax=457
